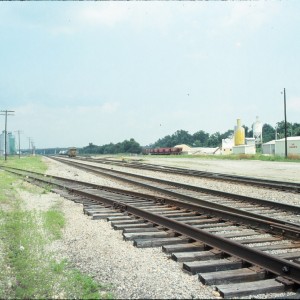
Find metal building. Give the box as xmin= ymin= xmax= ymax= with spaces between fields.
xmin=262 ymin=140 xmax=275 ymax=155
xmin=274 ymin=136 xmax=300 ymax=157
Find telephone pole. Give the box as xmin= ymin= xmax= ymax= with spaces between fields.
xmin=283 ymin=88 xmax=288 ymax=158
xmin=0 ymin=110 xmax=15 ymax=161
xmin=15 ymin=130 xmax=23 ymax=158
xmin=28 ymin=137 xmax=32 ymax=155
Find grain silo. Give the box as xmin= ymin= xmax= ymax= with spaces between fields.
xmin=232 ymin=118 xmax=256 ymax=155
xmin=234 ymin=119 xmax=245 ymax=146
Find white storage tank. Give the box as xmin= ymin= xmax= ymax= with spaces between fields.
xmin=252 ymin=116 xmax=263 ymax=144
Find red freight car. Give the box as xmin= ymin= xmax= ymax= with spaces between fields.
xmin=143 ymin=147 xmax=182 ymax=155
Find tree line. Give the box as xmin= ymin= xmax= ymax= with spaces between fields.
xmin=81 ymin=138 xmax=142 ymax=155
xmin=79 ymin=120 xmax=300 ymax=155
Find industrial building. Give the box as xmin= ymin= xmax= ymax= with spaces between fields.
xmin=221 ymin=138 xmax=234 ymax=155
xmin=262 ymin=137 xmax=300 ymax=156
xmin=262 ymin=140 xmax=275 ymax=155
xmin=0 ymin=131 xmax=16 ymax=156
xmin=232 ymin=118 xmax=256 ymax=155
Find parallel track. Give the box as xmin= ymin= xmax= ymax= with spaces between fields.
xmin=51 ymin=156 xmax=300 ymax=236
xmin=74 ymin=156 xmax=300 ymax=193
xmin=3 ymin=164 xmax=300 ymax=298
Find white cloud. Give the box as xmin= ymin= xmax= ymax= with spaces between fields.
xmin=76 ymin=3 xmax=130 ymax=27
xmin=222 ymin=2 xmax=280 ymax=31
xmin=68 ymin=2 xmax=176 ymax=34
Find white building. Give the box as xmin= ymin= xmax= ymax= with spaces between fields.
xmin=262 ymin=140 xmax=276 ymax=155
xmin=232 ymin=144 xmax=256 ymax=155
xmin=221 ymin=138 xmax=234 ymax=155
xmin=274 ymin=136 xmax=300 ymax=157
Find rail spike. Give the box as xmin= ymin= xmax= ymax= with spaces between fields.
xmin=113 ymin=202 xmax=127 ymax=211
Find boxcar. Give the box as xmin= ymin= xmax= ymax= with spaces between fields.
xmin=143 ymin=147 xmax=182 ymax=155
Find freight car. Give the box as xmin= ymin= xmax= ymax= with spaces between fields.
xmin=143 ymin=147 xmax=182 ymax=155
xmin=67 ymin=147 xmax=77 ymax=157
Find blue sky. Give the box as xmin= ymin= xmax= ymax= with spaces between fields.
xmin=0 ymin=1 xmax=299 ymax=149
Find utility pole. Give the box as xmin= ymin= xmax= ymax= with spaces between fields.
xmin=31 ymin=140 xmax=35 ymax=156
xmin=283 ymin=88 xmax=288 ymax=158
xmin=0 ymin=110 xmax=15 ymax=161
xmin=15 ymin=130 xmax=23 ymax=158
xmin=28 ymin=137 xmax=32 ymax=156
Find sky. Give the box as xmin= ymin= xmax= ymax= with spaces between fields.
xmin=0 ymin=1 xmax=300 ymax=149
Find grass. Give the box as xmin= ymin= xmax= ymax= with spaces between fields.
xmin=0 ymin=155 xmax=48 ymax=173
xmin=43 ymin=204 xmax=65 ymax=240
xmin=0 ymin=156 xmax=114 ymax=299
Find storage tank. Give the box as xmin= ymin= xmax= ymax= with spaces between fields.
xmin=252 ymin=116 xmax=263 ymax=144
xmin=234 ymin=119 xmax=245 ymax=146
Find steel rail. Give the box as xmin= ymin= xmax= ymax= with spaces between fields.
xmin=2 ymin=166 xmax=167 ymax=203
xmin=53 ymin=157 xmax=300 ymax=220
xmin=77 ymin=156 xmax=300 ymax=193
xmin=55 ymin=157 xmax=300 ymax=214
xmin=3 ymin=166 xmax=300 ymax=285
xmin=4 ymin=164 xmax=300 ymax=239
xmin=49 ymin=158 xmax=300 ymax=239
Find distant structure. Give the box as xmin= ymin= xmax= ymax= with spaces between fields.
xmin=252 ymin=116 xmax=263 ymax=146
xmin=234 ymin=119 xmax=245 ymax=146
xmin=232 ymin=118 xmax=256 ymax=155
xmin=262 ymin=136 xmax=300 ymax=156
xmin=221 ymin=137 xmax=234 ymax=155
xmin=0 ymin=131 xmax=16 ymax=156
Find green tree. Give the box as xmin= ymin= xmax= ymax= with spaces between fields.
xmin=275 ymin=121 xmax=294 ymax=139
xmin=82 ymin=143 xmax=100 ymax=154
xmin=172 ymin=130 xmax=192 ymax=146
xmin=262 ymin=124 xmax=275 ymax=143
xmin=123 ymin=138 xmax=142 ymax=153
xmin=207 ymin=132 xmax=221 ymax=147
xmin=292 ymin=123 xmax=300 ymax=136
xmin=192 ymin=130 xmax=209 ymax=147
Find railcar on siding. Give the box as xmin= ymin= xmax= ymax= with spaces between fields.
xmin=143 ymin=147 xmax=182 ymax=155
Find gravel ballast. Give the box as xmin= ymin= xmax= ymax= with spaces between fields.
xmin=18 ymin=157 xmax=300 ymax=299
xmin=43 ymin=157 xmax=217 ymax=299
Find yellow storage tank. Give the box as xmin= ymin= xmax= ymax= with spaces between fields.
xmin=234 ymin=119 xmax=245 ymax=146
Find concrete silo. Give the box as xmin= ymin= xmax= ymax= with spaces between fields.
xmin=252 ymin=116 xmax=263 ymax=145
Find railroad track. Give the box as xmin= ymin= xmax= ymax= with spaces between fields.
xmin=2 ymin=165 xmax=300 ymax=298
xmin=72 ymin=156 xmax=300 ymax=193
xmin=51 ymin=156 xmax=300 ymax=233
